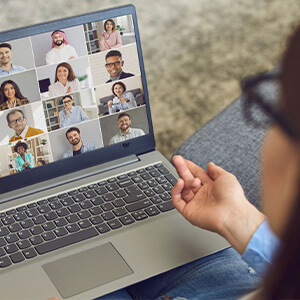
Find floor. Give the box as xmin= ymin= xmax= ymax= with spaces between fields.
xmin=2 ymin=0 xmax=300 ymax=159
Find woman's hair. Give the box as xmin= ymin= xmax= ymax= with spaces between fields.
xmin=104 ymin=19 xmax=116 ymax=32
xmin=54 ymin=62 xmax=77 ymax=82
xmin=112 ymin=81 xmax=126 ymax=97
xmin=0 ymin=80 xmax=26 ymax=103
xmin=14 ymin=141 xmax=28 ymax=153
xmin=261 ymin=25 xmax=300 ymax=299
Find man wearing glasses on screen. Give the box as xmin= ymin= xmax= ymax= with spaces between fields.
xmin=7 ymin=109 xmax=44 ymax=142
xmin=105 ymin=50 xmax=135 ymax=83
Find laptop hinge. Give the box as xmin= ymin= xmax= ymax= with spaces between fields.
xmin=1 ymin=154 xmax=139 ymax=204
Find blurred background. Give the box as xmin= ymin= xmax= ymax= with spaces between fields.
xmin=1 ymin=0 xmax=300 ymax=160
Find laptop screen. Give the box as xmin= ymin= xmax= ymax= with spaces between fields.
xmin=0 ymin=5 xmax=155 ymax=196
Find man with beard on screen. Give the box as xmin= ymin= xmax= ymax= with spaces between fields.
xmin=46 ymin=30 xmax=78 ymax=65
xmin=62 ymin=127 xmax=99 ymax=159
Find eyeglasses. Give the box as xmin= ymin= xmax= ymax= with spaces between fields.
xmin=241 ymin=71 xmax=298 ymax=139
xmin=63 ymin=100 xmax=72 ymax=104
xmin=9 ymin=116 xmax=25 ymax=125
xmin=105 ymin=60 xmax=122 ymax=68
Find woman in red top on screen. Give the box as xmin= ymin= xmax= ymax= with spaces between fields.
xmin=100 ymin=19 xmax=122 ymax=52
xmin=0 ymin=80 xmax=29 ymax=111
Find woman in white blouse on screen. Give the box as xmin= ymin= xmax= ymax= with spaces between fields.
xmin=48 ymin=62 xmax=80 ymax=97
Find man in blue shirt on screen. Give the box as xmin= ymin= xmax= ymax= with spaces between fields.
xmin=0 ymin=43 xmax=26 ymax=76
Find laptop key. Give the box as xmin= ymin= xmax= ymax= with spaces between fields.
xmin=42 ymin=232 xmax=56 ymax=241
xmin=102 ymin=212 xmax=114 ymax=221
xmin=0 ymin=256 xmax=12 ymax=268
xmin=72 ymin=194 xmax=85 ymax=202
xmin=0 ymin=248 xmax=6 ymax=256
xmin=113 ymin=207 xmax=127 ymax=217
xmin=96 ymin=223 xmax=110 ymax=234
xmin=107 ymin=219 xmax=122 ymax=230
xmin=106 ymin=183 xmax=118 ymax=191
xmin=0 ymin=227 xmax=10 ymax=237
xmin=95 ymin=187 xmax=108 ymax=196
xmin=145 ymin=206 xmax=160 ymax=217
xmin=157 ymin=201 xmax=175 ymax=212
xmin=49 ymin=201 xmax=63 ymax=210
xmin=4 ymin=243 xmax=18 ymax=254
xmin=5 ymin=234 xmax=19 ymax=244
xmin=119 ymin=215 xmax=135 ymax=225
xmin=66 ymin=224 xmax=80 ymax=233
xmin=35 ymin=227 xmax=98 ymax=255
xmin=89 ymin=215 xmax=104 ymax=225
xmin=42 ymin=222 xmax=56 ymax=231
xmin=44 ymin=211 xmax=58 ymax=221
xmin=78 ymin=220 xmax=92 ymax=229
xmin=16 ymin=206 xmax=27 ymax=212
xmin=117 ymin=179 xmax=133 ymax=188
xmin=132 ymin=211 xmax=148 ymax=221
xmin=164 ymin=173 xmax=177 ymax=186
xmin=17 ymin=240 xmax=31 ymax=250
xmin=2 ymin=216 xmax=15 ymax=225
xmin=91 ymin=197 xmax=104 ymax=206
xmin=126 ymin=200 xmax=152 ymax=212
xmin=38 ymin=205 xmax=51 ymax=214
xmin=0 ymin=237 xmax=6 ymax=247
xmin=22 ymin=218 xmax=35 ymax=228
xmin=89 ymin=206 xmax=103 ymax=215
xmin=101 ymin=203 xmax=114 ymax=212
xmin=80 ymin=200 xmax=93 ymax=210
xmin=54 ymin=227 xmax=68 ymax=237
xmin=10 ymin=252 xmax=25 ymax=264
xmin=123 ymin=192 xmax=145 ymax=204
xmin=66 ymin=214 xmax=80 ymax=223
xmin=83 ymin=191 xmax=97 ymax=198
xmin=29 ymin=236 xmax=44 ymax=245
xmin=13 ymin=212 xmax=27 ymax=221
xmin=18 ymin=230 xmax=32 ymax=239
xmin=8 ymin=223 xmax=22 ymax=233
xmin=26 ymin=208 xmax=39 ymax=218
xmin=68 ymin=204 xmax=81 ymax=213
xmin=102 ymin=193 xmax=115 ymax=202
xmin=6 ymin=209 xmax=17 ymax=215
xmin=78 ymin=210 xmax=91 ymax=219
xmin=30 ymin=226 xmax=43 ymax=235
xmin=112 ymin=199 xmax=126 ymax=208
xmin=22 ymin=248 xmax=37 ymax=259
xmin=56 ymin=208 xmax=70 ymax=217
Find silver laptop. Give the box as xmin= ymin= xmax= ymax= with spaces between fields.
xmin=0 ymin=5 xmax=228 ymax=299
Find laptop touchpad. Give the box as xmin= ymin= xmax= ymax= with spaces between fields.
xmin=43 ymin=242 xmax=133 ymax=298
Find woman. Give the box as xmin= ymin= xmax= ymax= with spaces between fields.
xmin=59 ymin=95 xmax=89 ymax=128
xmin=14 ymin=141 xmax=34 ymax=172
xmin=48 ymin=62 xmax=80 ymax=97
xmin=107 ymin=81 xmax=136 ymax=114
xmin=100 ymin=19 xmax=122 ymax=51
xmin=0 ymin=80 xmax=29 ymax=111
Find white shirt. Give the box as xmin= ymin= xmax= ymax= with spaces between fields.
xmin=15 ymin=124 xmax=29 ymax=139
xmin=48 ymin=78 xmax=80 ymax=97
xmin=46 ymin=44 xmax=78 ymax=65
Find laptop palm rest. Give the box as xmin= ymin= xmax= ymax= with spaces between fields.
xmin=43 ymin=243 xmax=133 ymax=298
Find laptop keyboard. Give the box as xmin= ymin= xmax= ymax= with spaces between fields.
xmin=0 ymin=163 xmax=177 ymax=269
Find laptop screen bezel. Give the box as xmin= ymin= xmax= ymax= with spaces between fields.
xmin=0 ymin=4 xmax=156 ymax=196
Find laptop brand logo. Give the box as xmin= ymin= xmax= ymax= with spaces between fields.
xmin=123 ymin=142 xmax=130 ymax=148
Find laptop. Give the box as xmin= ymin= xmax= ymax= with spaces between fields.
xmin=0 ymin=5 xmax=228 ymax=299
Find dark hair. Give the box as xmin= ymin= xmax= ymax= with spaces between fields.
xmin=0 ymin=80 xmax=26 ymax=103
xmin=104 ymin=19 xmax=116 ymax=32
xmin=118 ymin=112 xmax=130 ymax=121
xmin=112 ymin=81 xmax=126 ymax=97
xmin=0 ymin=43 xmax=11 ymax=49
xmin=54 ymin=62 xmax=76 ymax=82
xmin=105 ymin=50 xmax=122 ymax=61
xmin=261 ymin=25 xmax=300 ymax=299
xmin=62 ymin=95 xmax=73 ymax=101
xmin=51 ymin=30 xmax=65 ymax=36
xmin=6 ymin=109 xmax=24 ymax=123
xmin=14 ymin=141 xmax=27 ymax=153
xmin=65 ymin=126 xmax=80 ymax=138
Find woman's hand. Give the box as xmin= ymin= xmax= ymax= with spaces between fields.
xmin=107 ymin=100 xmax=113 ymax=107
xmin=172 ymin=155 xmax=266 ymax=253
xmin=66 ymin=86 xmax=72 ymax=94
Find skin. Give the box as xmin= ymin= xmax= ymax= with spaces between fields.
xmin=56 ymin=66 xmax=72 ymax=93
xmin=53 ymin=33 xmax=75 ymax=60
xmin=8 ymin=111 xmax=26 ymax=136
xmin=172 ymin=125 xmax=300 ymax=254
xmin=117 ymin=115 xmax=131 ymax=135
xmin=66 ymin=130 xmax=82 ymax=151
xmin=105 ymin=56 xmax=123 ymax=78
xmin=108 ymin=84 xmax=130 ymax=108
xmin=62 ymin=97 xmax=74 ymax=118
xmin=0 ymin=47 xmax=12 ymax=71
xmin=3 ymin=83 xmax=16 ymax=107
xmin=16 ymin=146 xmax=30 ymax=168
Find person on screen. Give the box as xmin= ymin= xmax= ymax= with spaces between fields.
xmin=100 ymin=19 xmax=122 ymax=52
xmin=14 ymin=141 xmax=34 ymax=172
xmin=0 ymin=43 xmax=26 ymax=76
xmin=0 ymin=80 xmax=29 ymax=111
xmin=62 ymin=127 xmax=99 ymax=158
xmin=7 ymin=109 xmax=44 ymax=142
xmin=105 ymin=50 xmax=135 ymax=83
xmin=46 ymin=30 xmax=78 ymax=65
xmin=108 ymin=81 xmax=137 ymax=114
xmin=59 ymin=95 xmax=89 ymax=128
xmin=109 ymin=112 xmax=145 ymax=145
xmin=48 ymin=62 xmax=80 ymax=97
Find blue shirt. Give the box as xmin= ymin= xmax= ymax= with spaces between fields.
xmin=62 ymin=140 xmax=99 ymax=159
xmin=59 ymin=106 xmax=89 ymax=128
xmin=242 ymin=220 xmax=280 ymax=277
xmin=108 ymin=91 xmax=137 ymax=114
xmin=0 ymin=64 xmax=26 ymax=76
xmin=15 ymin=153 xmax=34 ymax=172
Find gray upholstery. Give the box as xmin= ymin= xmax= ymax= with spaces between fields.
xmin=174 ymin=96 xmax=266 ymax=211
